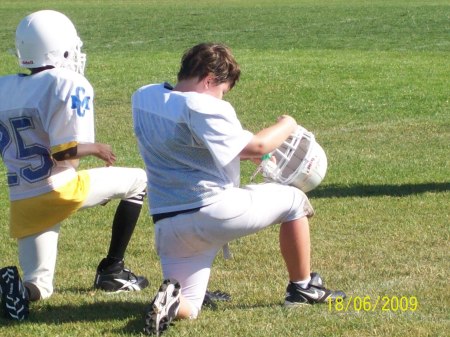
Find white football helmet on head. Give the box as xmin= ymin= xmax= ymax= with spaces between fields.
xmin=15 ymin=10 xmax=86 ymax=75
xmin=253 ymin=125 xmax=328 ymax=193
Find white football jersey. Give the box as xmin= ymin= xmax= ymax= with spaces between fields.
xmin=133 ymin=83 xmax=253 ymax=214
xmin=0 ymin=68 xmax=95 ymax=201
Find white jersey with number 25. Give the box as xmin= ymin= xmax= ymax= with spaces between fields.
xmin=0 ymin=67 xmax=94 ymax=201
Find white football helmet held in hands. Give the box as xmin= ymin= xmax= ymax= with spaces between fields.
xmin=15 ymin=10 xmax=86 ymax=75
xmin=253 ymin=125 xmax=328 ymax=193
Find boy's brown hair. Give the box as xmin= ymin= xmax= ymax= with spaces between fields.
xmin=177 ymin=43 xmax=241 ymax=89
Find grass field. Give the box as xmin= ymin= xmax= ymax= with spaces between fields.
xmin=0 ymin=1 xmax=448 ymax=336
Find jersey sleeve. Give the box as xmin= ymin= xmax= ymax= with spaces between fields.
xmin=40 ymin=71 xmax=95 ymax=154
xmin=189 ymin=98 xmax=253 ymax=167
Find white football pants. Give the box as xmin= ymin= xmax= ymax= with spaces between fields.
xmin=155 ymin=183 xmax=314 ymax=317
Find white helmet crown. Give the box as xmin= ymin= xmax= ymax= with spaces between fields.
xmin=15 ymin=10 xmax=86 ymax=74
xmin=254 ymin=126 xmax=328 ymax=193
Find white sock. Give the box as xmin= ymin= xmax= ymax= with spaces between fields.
xmin=292 ymin=277 xmax=311 ymax=289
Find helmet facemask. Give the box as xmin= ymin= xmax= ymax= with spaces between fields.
xmin=252 ymin=126 xmax=328 ymax=193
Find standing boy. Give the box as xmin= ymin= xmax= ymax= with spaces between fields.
xmin=0 ymin=10 xmax=148 ymax=321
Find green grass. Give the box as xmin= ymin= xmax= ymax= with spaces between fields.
xmin=0 ymin=1 xmax=449 ymax=336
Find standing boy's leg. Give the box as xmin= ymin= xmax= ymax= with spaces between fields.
xmin=81 ymin=166 xmax=149 ymax=292
xmin=94 ymin=195 xmax=149 ymax=292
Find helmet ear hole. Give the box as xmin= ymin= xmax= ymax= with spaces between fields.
xmin=64 ymin=51 xmax=69 ymax=58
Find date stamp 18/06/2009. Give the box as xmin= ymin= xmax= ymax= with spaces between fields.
xmin=328 ymin=296 xmax=419 ymax=312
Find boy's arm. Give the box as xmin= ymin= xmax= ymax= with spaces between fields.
xmin=52 ymin=143 xmax=116 ymax=166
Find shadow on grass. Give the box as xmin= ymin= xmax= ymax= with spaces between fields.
xmin=309 ymin=182 xmax=450 ymax=198
xmin=0 ymin=300 xmax=148 ymax=334
xmin=0 ymin=294 xmax=224 ymax=333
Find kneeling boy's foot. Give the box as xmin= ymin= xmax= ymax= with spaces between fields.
xmin=284 ymin=272 xmax=346 ymax=307
xmin=143 ymin=279 xmax=181 ymax=336
xmin=0 ymin=266 xmax=29 ymax=320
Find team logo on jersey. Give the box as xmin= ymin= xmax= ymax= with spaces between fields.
xmin=71 ymin=87 xmax=91 ymax=117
